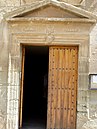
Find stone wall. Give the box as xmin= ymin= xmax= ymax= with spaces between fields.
xmin=0 ymin=0 xmax=97 ymax=129
xmin=7 ymin=19 xmax=91 ymax=129
xmin=86 ymin=24 xmax=97 ymax=129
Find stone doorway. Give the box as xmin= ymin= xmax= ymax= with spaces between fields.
xmin=20 ymin=45 xmax=78 ymax=129
xmin=20 ymin=46 xmax=49 ymax=129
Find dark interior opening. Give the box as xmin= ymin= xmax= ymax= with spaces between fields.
xmin=22 ymin=46 xmax=49 ymax=129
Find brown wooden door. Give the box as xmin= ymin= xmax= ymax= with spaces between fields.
xmin=19 ymin=46 xmax=25 ymax=128
xmin=47 ymin=46 xmax=78 ymax=129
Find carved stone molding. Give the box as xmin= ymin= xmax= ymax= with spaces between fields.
xmin=45 ymin=25 xmax=55 ymax=43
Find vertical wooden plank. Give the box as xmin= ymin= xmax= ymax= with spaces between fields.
xmin=63 ymin=48 xmax=69 ymax=129
xmin=52 ymin=48 xmax=58 ymax=129
xmin=19 ymin=46 xmax=25 ymax=128
xmin=50 ymin=48 xmax=55 ymax=129
xmin=70 ymin=48 xmax=74 ymax=129
xmin=61 ymin=48 xmax=65 ymax=129
xmin=60 ymin=49 xmax=63 ymax=129
xmin=50 ymin=48 xmax=54 ymax=129
xmin=57 ymin=48 xmax=63 ymax=129
xmin=67 ymin=48 xmax=72 ymax=129
xmin=47 ymin=47 xmax=53 ymax=129
xmin=60 ymin=49 xmax=64 ymax=129
xmin=71 ymin=48 xmax=76 ymax=129
xmin=56 ymin=48 xmax=60 ymax=129
xmin=72 ymin=47 xmax=78 ymax=129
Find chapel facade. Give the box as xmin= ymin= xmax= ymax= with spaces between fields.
xmin=0 ymin=0 xmax=97 ymax=129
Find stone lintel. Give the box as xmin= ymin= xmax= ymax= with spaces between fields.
xmin=6 ymin=17 xmax=96 ymax=23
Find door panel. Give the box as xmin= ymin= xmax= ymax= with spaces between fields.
xmin=19 ymin=46 xmax=25 ymax=128
xmin=47 ymin=46 xmax=78 ymax=129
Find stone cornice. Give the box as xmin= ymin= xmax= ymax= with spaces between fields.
xmin=6 ymin=17 xmax=96 ymax=23
xmin=4 ymin=0 xmax=97 ymax=22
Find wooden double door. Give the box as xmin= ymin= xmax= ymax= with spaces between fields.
xmin=20 ymin=46 xmax=78 ymax=129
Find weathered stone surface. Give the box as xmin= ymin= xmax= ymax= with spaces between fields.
xmin=88 ymin=91 xmax=97 ymax=117
xmin=0 ymin=0 xmax=97 ymax=129
xmin=77 ymin=112 xmax=88 ymax=129
xmin=78 ymin=74 xmax=89 ymax=89
xmin=0 ymin=86 xmax=7 ymax=129
xmin=83 ymin=119 xmax=97 ymax=129
xmin=0 ymin=72 xmax=8 ymax=84
xmin=0 ymin=0 xmax=20 ymax=7
xmin=77 ymin=90 xmax=88 ymax=112
xmin=79 ymin=59 xmax=89 ymax=73
xmin=89 ymin=44 xmax=97 ymax=73
xmin=20 ymin=0 xmax=83 ymax=5
xmin=79 ymin=41 xmax=89 ymax=57
xmin=8 ymin=71 xmax=20 ymax=86
xmin=7 ymin=19 xmax=90 ymax=129
xmin=60 ymin=0 xmax=82 ymax=5
xmin=89 ymin=23 xmax=97 ymax=73
xmin=0 ymin=112 xmax=6 ymax=129
xmin=85 ymin=0 xmax=97 ymax=13
xmin=21 ymin=0 xmax=83 ymax=6
xmin=0 ymin=86 xmax=7 ymax=99
xmin=21 ymin=0 xmax=43 ymax=5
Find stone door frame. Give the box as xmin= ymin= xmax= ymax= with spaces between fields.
xmin=6 ymin=19 xmax=91 ymax=129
